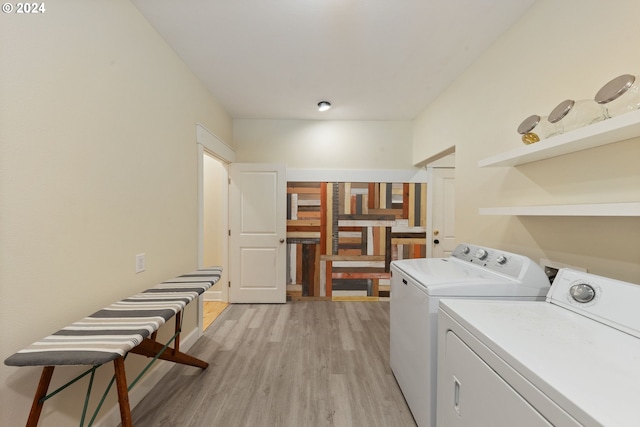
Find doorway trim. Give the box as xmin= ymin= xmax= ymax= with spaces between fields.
xmin=425 ymin=151 xmax=456 ymax=258
xmin=196 ymin=124 xmax=234 ymax=329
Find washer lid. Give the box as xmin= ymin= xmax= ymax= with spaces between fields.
xmin=391 ymin=258 xmax=548 ymax=298
xmin=439 ymin=298 xmax=640 ymax=427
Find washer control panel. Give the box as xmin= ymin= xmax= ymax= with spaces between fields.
xmin=451 ymin=243 xmax=525 ymax=279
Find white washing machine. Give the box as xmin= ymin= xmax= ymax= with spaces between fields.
xmin=390 ymin=243 xmax=550 ymax=427
xmin=437 ymin=268 xmax=640 ymax=427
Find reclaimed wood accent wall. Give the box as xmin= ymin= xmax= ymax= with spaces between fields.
xmin=287 ymin=181 xmax=426 ymax=300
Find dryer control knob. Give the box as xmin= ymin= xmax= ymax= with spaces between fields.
xmin=570 ymin=283 xmax=596 ymax=303
xmin=462 ymin=246 xmax=470 ymax=254
xmin=496 ymin=255 xmax=507 ymax=265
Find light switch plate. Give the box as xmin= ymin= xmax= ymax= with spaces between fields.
xmin=135 ymin=253 xmax=146 ymax=273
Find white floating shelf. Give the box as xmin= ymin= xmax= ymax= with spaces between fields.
xmin=479 ymin=109 xmax=640 ymax=168
xmin=479 ymin=202 xmax=640 ymax=217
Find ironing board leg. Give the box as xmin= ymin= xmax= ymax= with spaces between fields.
xmin=113 ymin=357 xmax=132 ymax=427
xmin=26 ymin=366 xmax=55 ymax=427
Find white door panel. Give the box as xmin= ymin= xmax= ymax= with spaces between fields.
xmin=240 ymin=248 xmax=278 ymax=287
xmin=431 ymin=167 xmax=456 ymax=258
xmin=230 ymin=163 xmax=286 ymax=303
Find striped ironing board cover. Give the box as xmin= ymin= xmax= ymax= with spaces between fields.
xmin=4 ymin=267 xmax=222 ymax=367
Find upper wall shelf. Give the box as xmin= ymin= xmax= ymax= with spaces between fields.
xmin=478 ymin=109 xmax=640 ymax=168
xmin=479 ymin=202 xmax=640 ymax=217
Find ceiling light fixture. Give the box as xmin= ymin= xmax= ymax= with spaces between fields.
xmin=317 ymin=101 xmax=331 ymax=112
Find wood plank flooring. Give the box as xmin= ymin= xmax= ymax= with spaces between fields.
xmin=130 ymin=301 xmax=416 ymax=426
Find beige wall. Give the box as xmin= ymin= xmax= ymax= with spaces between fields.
xmin=203 ymin=153 xmax=228 ymax=299
xmin=234 ymin=119 xmax=414 ymax=169
xmin=0 ymin=1 xmax=232 ymax=425
xmin=413 ymin=0 xmax=640 ymax=281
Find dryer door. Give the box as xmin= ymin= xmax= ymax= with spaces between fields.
xmin=437 ymin=331 xmax=552 ymax=427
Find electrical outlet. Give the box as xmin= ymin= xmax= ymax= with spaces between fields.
xmin=540 ymin=258 xmax=586 ymax=284
xmin=135 ymin=253 xmax=146 ymax=273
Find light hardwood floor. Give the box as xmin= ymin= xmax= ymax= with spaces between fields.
xmin=203 ymin=301 xmax=229 ymax=331
xmin=131 ymin=301 xmax=416 ymax=426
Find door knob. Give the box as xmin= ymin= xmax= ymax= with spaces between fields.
xmin=433 ymin=229 xmax=440 ymax=236
xmin=433 ymin=239 xmax=440 ymax=245
xmin=279 ymin=238 xmax=285 ymax=243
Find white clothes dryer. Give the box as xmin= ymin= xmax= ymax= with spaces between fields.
xmin=437 ymin=269 xmax=640 ymax=427
xmin=390 ymin=243 xmax=550 ymax=427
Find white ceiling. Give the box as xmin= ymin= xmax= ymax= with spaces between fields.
xmin=131 ymin=0 xmax=535 ymax=121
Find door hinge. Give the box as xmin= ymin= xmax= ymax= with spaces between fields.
xmin=228 ymin=178 xmax=231 ymax=185
xmin=228 ymin=281 xmax=231 ymax=288
xmin=228 ymin=229 xmax=231 ymax=236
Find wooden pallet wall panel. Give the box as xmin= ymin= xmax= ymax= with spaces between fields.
xmin=302 ymin=244 xmax=316 ymax=296
xmin=414 ymin=183 xmax=422 ymax=227
xmin=299 ymin=243 xmax=306 ymax=284
xmin=368 ymin=183 xmax=376 ymax=210
xmin=385 ymin=227 xmax=392 ymax=271
xmin=332 ymin=183 xmax=339 ymax=255
xmin=314 ymin=243 xmax=321 ymax=296
xmin=320 ymin=182 xmax=327 ymax=255
xmin=287 ymin=192 xmax=294 ymax=219
xmin=420 ymin=183 xmax=427 ymax=227
xmin=287 ymin=180 xmax=428 ymax=300
xmin=342 ymin=182 xmax=350 ymax=214
xmin=408 ymin=184 xmax=415 ymax=227
xmin=402 ymin=183 xmax=409 ymax=219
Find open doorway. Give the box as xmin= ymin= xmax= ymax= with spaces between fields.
xmin=202 ymin=152 xmax=229 ymax=302
xmin=197 ymin=124 xmax=234 ymax=330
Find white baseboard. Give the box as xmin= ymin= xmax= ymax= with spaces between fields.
xmin=94 ymin=327 xmax=201 ymax=427
xmin=204 ymin=289 xmax=223 ymax=301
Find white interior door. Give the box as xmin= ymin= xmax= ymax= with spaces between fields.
xmin=229 ymin=163 xmax=286 ymax=303
xmin=430 ymin=167 xmax=456 ymax=258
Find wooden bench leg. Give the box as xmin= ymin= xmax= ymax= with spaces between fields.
xmin=26 ymin=366 xmax=55 ymax=427
xmin=174 ymin=311 xmax=182 ymax=354
xmin=129 ymin=338 xmax=209 ymax=369
xmin=113 ymin=358 xmax=132 ymax=427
